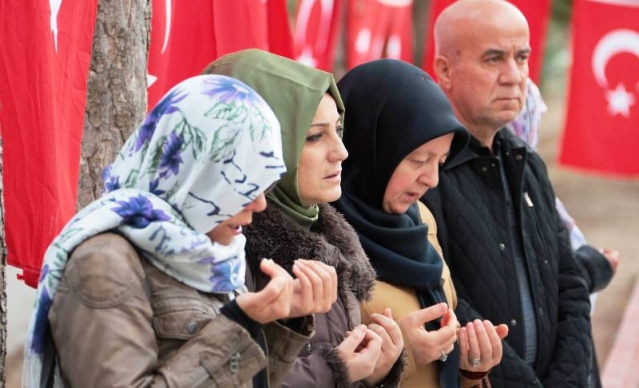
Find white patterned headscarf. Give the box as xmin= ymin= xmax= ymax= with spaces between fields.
xmin=506 ymin=78 xmax=547 ymax=150
xmin=23 ymin=74 xmax=285 ymax=387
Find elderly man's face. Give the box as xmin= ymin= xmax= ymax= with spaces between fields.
xmin=447 ymin=17 xmax=530 ymax=131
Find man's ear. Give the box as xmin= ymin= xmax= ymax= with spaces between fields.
xmin=434 ymin=55 xmax=452 ymax=91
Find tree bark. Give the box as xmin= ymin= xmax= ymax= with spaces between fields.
xmin=1 ymin=139 xmax=7 ymax=387
xmin=78 ymin=0 xmax=152 ymax=208
xmin=412 ymin=0 xmax=431 ymax=69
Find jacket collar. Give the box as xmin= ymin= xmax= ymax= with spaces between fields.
xmin=244 ymin=203 xmax=376 ymax=301
xmin=444 ymin=128 xmax=529 ymax=170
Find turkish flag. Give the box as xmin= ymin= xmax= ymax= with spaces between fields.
xmin=148 ymin=0 xmax=293 ymax=108
xmin=560 ymin=0 xmax=639 ymax=177
xmin=147 ymin=0 xmax=218 ymax=108
xmin=422 ymin=0 xmax=550 ymax=83
xmin=293 ymin=0 xmax=343 ymax=71
xmin=346 ymin=0 xmax=413 ymax=70
xmin=267 ymin=0 xmax=295 ymax=58
xmin=0 ymin=0 xmax=99 ymax=287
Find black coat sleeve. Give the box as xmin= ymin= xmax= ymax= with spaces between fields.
xmin=422 ymin=193 xmax=543 ymax=387
xmin=542 ymin=208 xmax=593 ymax=387
xmin=575 ymin=244 xmax=613 ymax=293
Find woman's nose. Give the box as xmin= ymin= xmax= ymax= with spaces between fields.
xmin=418 ymin=168 xmax=439 ymax=189
xmin=329 ymin=136 xmax=349 ymax=162
xmin=247 ymin=193 xmax=267 ymax=212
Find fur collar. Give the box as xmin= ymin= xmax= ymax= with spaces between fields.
xmin=244 ymin=203 xmax=375 ymax=302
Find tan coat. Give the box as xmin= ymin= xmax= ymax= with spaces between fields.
xmin=361 ymin=202 xmax=486 ymax=388
xmin=48 ymin=233 xmax=312 ymax=387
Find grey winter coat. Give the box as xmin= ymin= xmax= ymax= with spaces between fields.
xmin=244 ymin=203 xmax=404 ymax=387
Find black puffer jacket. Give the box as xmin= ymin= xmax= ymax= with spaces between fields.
xmin=423 ymin=129 xmax=592 ymax=387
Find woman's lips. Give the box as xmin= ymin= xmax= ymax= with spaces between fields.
xmin=324 ymin=170 xmax=342 ymax=181
xmin=405 ymin=192 xmax=419 ymax=201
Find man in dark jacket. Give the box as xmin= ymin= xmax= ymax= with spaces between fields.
xmin=423 ymin=0 xmax=593 ymax=386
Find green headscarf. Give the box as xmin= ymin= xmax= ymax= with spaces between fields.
xmin=203 ymin=49 xmax=344 ymax=229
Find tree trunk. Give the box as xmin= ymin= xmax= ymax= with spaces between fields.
xmin=412 ymin=0 xmax=431 ymax=69
xmin=1 ymin=139 xmax=7 ymax=387
xmin=78 ymin=0 xmax=152 ymax=208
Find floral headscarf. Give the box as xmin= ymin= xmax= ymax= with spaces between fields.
xmin=23 ymin=74 xmax=285 ymax=387
xmin=506 ymin=78 xmax=547 ymax=150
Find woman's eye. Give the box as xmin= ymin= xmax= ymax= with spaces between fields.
xmin=336 ymin=126 xmax=345 ymax=138
xmin=410 ymin=159 xmax=427 ymax=167
xmin=306 ymin=132 xmax=323 ymax=142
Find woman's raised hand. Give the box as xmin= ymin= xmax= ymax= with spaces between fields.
xmin=364 ymin=308 xmax=404 ymax=386
xmin=335 ymin=325 xmax=383 ymax=383
xmin=398 ymin=303 xmax=458 ymax=366
xmin=289 ymin=259 xmax=338 ymax=318
xmin=236 ymin=259 xmax=294 ymax=324
xmin=458 ymin=319 xmax=509 ymax=373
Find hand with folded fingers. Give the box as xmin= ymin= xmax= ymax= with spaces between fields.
xmin=336 ymin=324 xmax=384 ymax=383
xmin=288 ymin=259 xmax=338 ymax=318
xmin=236 ymin=258 xmax=294 ymax=324
xmin=458 ymin=319 xmax=509 ymax=374
xmin=398 ymin=302 xmax=458 ymax=366
xmin=364 ymin=308 xmax=404 ymax=386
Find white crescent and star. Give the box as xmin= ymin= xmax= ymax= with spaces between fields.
xmin=295 ymin=0 xmax=334 ymax=66
xmin=49 ymin=0 xmax=62 ymax=52
xmin=161 ymin=0 xmax=172 ymax=53
xmin=49 ymin=0 xmax=160 ymax=88
xmin=354 ymin=0 xmax=411 ymax=59
xmin=376 ymin=0 xmax=412 ymax=7
xmin=592 ymin=29 xmax=639 ymax=118
xmin=148 ymin=0 xmax=172 ymax=88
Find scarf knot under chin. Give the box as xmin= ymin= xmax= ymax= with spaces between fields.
xmin=332 ymin=192 xmax=462 ymax=387
xmin=332 ymin=191 xmax=445 ymax=305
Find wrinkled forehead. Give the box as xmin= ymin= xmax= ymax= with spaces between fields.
xmin=459 ymin=17 xmax=530 ymax=57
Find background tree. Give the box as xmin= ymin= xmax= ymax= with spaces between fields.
xmin=1 ymin=140 xmax=6 ymax=387
xmin=2 ymin=1 xmax=151 ymax=385
xmin=78 ymin=0 xmax=152 ymax=208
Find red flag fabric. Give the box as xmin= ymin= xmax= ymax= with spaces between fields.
xmin=422 ymin=0 xmax=551 ymax=83
xmin=148 ymin=0 xmax=293 ymax=108
xmin=213 ymin=0 xmax=270 ymax=57
xmin=560 ymin=0 xmax=639 ymax=177
xmin=293 ymin=0 xmax=343 ymax=71
xmin=346 ymin=0 xmax=413 ymax=70
xmin=0 ymin=0 xmax=99 ymax=287
xmin=147 ymin=0 xmax=218 ymax=108
xmin=267 ymin=0 xmax=295 ymax=58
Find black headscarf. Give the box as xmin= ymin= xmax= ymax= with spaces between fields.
xmin=332 ymin=59 xmax=469 ymax=386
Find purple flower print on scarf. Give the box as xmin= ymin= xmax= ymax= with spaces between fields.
xmin=134 ymin=89 xmax=187 ymax=152
xmin=159 ymin=132 xmax=185 ymax=178
xmin=113 ymin=195 xmax=171 ymax=228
